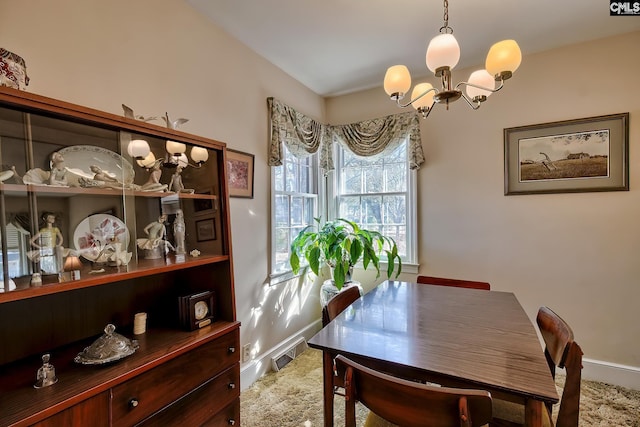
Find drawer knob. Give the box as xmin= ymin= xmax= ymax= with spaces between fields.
xmin=228 ymin=420 xmax=235 ymax=426
xmin=228 ymin=347 xmax=236 ymax=353
xmin=228 ymin=382 xmax=236 ymax=389
xmin=129 ymin=398 xmax=139 ymax=408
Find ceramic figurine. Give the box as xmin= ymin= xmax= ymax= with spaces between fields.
xmin=48 ymin=152 xmax=68 ymax=186
xmin=161 ymin=112 xmax=189 ymax=130
xmin=137 ymin=214 xmax=174 ymax=259
xmin=28 ymin=213 xmax=66 ymax=275
xmin=168 ymin=165 xmax=194 ymax=194
xmin=173 ymin=209 xmax=186 ymax=255
xmin=141 ymin=160 xmax=168 ymax=192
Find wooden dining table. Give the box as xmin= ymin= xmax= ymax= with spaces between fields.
xmin=308 ymin=280 xmax=559 ymax=427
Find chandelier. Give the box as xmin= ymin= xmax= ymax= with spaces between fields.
xmin=127 ymin=139 xmax=209 ymax=169
xmin=383 ymin=0 xmax=522 ymax=118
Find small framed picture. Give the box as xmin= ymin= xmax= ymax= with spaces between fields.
xmin=226 ymin=149 xmax=254 ymax=198
xmin=195 ymin=218 xmax=216 ymax=242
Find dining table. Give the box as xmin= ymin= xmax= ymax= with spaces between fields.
xmin=308 ymin=280 xmax=559 ymax=427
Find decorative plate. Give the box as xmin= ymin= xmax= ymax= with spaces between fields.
xmin=58 ymin=145 xmax=135 ymax=185
xmin=73 ymin=214 xmax=130 ymax=261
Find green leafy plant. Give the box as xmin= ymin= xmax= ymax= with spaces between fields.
xmin=289 ymin=218 xmax=402 ymax=290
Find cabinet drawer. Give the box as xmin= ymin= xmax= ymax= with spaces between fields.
xmin=112 ymin=330 xmax=239 ymax=427
xmin=202 ymin=400 xmax=240 ymax=427
xmin=136 ymin=364 xmax=239 ymax=426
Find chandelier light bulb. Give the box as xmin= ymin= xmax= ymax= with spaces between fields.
xmin=411 ymin=83 xmax=435 ymax=110
xmin=166 ymin=140 xmax=186 ymax=156
xmin=426 ymin=33 xmax=460 ymax=72
xmin=485 ymin=39 xmax=522 ymax=78
xmin=127 ymin=139 xmax=150 ymax=160
xmin=384 ymin=65 xmax=412 ymax=98
xmin=190 ymin=146 xmax=209 ymax=164
xmin=466 ymin=70 xmax=495 ymax=100
xmin=176 ymin=153 xmax=189 ymax=168
xmin=137 ymin=151 xmax=156 ymax=168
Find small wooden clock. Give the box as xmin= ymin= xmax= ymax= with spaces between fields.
xmin=178 ymin=291 xmax=216 ymax=330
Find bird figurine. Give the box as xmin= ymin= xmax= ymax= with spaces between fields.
xmin=162 ymin=112 xmax=189 ymax=130
xmin=121 ymin=104 xmax=158 ymax=122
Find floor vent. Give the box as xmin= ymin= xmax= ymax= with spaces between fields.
xmin=271 ymin=337 xmax=308 ymax=372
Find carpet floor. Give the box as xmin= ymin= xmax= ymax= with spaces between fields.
xmin=240 ymin=349 xmax=640 ymax=427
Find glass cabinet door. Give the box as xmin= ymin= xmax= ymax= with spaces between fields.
xmin=0 ymin=106 xmax=223 ymax=294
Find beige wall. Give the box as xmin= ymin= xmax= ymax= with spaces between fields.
xmin=2 ymin=0 xmax=639 ymax=390
xmin=327 ymin=31 xmax=640 ymax=379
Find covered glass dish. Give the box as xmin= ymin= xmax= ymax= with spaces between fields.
xmin=74 ymin=324 xmax=139 ymax=365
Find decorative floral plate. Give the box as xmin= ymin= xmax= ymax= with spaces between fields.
xmin=73 ymin=214 xmax=130 ymax=261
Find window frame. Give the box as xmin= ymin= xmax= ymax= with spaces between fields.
xmin=269 ymin=147 xmax=323 ymax=285
xmin=328 ymin=141 xmax=418 ymax=270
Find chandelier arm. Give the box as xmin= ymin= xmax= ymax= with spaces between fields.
xmin=459 ymin=92 xmax=482 ymax=110
xmin=454 ymin=78 xmax=505 ymax=95
xmin=396 ymin=86 xmax=439 ymax=109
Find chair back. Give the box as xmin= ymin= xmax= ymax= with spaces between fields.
xmin=416 ymin=275 xmax=491 ymax=291
xmin=322 ymin=286 xmax=361 ymax=327
xmin=536 ymin=307 xmax=583 ymax=427
xmin=335 ymin=355 xmax=492 ymax=427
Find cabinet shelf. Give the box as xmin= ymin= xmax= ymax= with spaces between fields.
xmin=0 ymin=253 xmax=230 ymax=304
xmin=0 ymin=183 xmax=219 ymax=201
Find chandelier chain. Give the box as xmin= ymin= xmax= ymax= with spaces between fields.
xmin=440 ymin=0 xmax=453 ymax=34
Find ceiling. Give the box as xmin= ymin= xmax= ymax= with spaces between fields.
xmin=187 ymin=0 xmax=639 ymax=97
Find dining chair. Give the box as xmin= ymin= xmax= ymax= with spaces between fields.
xmin=334 ymin=354 xmax=493 ymax=427
xmin=416 ymin=275 xmax=491 ymax=291
xmin=321 ymin=285 xmax=362 ymax=400
xmin=491 ymin=306 xmax=583 ymax=427
xmin=321 ymin=285 xmax=362 ymax=327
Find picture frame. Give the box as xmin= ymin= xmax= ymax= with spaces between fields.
xmin=195 ymin=218 xmax=216 ymax=242
xmin=193 ymin=189 xmax=214 ymax=215
xmin=226 ymin=149 xmax=254 ymax=198
xmin=504 ymin=113 xmax=629 ymax=195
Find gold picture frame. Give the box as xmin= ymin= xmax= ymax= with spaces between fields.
xmin=226 ymin=149 xmax=254 ymax=198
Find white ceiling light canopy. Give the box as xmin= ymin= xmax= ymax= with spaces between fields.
xmin=383 ymin=0 xmax=522 ymax=118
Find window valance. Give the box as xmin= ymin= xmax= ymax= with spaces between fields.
xmin=268 ymin=97 xmax=424 ymax=172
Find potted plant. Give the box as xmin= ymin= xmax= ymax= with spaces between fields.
xmin=289 ymin=218 xmax=402 ymax=291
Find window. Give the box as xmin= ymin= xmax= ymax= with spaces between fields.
xmin=332 ymin=141 xmax=416 ymax=265
xmin=270 ymin=139 xmax=417 ymax=283
xmin=270 ymin=146 xmax=319 ymax=280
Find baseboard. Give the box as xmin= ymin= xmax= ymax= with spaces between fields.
xmin=582 ymin=358 xmax=640 ymax=390
xmin=240 ymin=320 xmax=322 ymax=391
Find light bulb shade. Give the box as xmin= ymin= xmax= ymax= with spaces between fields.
xmin=426 ymin=33 xmax=460 ymax=72
xmin=485 ymin=39 xmax=522 ymax=77
xmin=384 ymin=65 xmax=411 ymax=97
xmin=466 ymin=70 xmax=495 ymax=99
xmin=411 ymin=83 xmax=435 ymax=110
xmin=177 ymin=153 xmax=189 ymax=168
xmin=63 ymin=256 xmax=82 ymax=272
xmin=190 ymin=146 xmax=209 ymax=164
xmin=137 ymin=152 xmax=156 ymax=168
xmin=127 ymin=139 xmax=150 ymax=159
xmin=166 ymin=140 xmax=186 ymax=155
